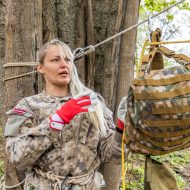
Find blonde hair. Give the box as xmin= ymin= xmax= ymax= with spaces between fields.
xmin=38 ymin=39 xmax=108 ymax=136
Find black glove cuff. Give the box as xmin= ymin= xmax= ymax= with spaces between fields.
xmin=115 ymin=127 xmax=123 ymax=134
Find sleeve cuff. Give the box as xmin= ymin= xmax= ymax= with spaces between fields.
xmin=114 ymin=131 xmax=123 ymax=143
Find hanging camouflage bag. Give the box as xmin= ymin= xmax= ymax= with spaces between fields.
xmin=125 ymin=29 xmax=190 ymax=156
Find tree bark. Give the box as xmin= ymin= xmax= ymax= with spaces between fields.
xmin=0 ymin=0 xmax=5 ymax=124
xmin=3 ymin=0 xmax=42 ymax=189
xmin=42 ymin=0 xmax=57 ymax=44
xmin=95 ymin=1 xmax=140 ymax=190
xmin=84 ymin=0 xmax=95 ymax=88
xmin=56 ymin=0 xmax=86 ymax=81
xmin=114 ymin=0 xmax=140 ymax=119
xmin=93 ymin=0 xmax=119 ymax=107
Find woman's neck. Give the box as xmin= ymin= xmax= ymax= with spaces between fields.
xmin=45 ymin=84 xmax=69 ymax=97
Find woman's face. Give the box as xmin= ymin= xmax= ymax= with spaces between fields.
xmin=38 ymin=45 xmax=72 ymax=88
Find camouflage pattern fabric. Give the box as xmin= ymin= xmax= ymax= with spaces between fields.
xmin=4 ymin=90 xmax=124 ymax=190
xmin=125 ymin=65 xmax=190 ymax=155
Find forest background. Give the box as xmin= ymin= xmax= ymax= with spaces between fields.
xmin=0 ymin=0 xmax=190 ymax=189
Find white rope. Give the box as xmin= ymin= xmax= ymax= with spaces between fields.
xmin=0 ymin=175 xmax=26 ymax=190
xmin=3 ymin=62 xmax=38 ymax=68
xmin=3 ymin=71 xmax=37 ymax=82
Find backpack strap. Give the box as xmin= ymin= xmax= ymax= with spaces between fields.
xmin=141 ymin=28 xmax=164 ymax=73
xmin=141 ymin=28 xmax=190 ymax=73
xmin=158 ymin=46 xmax=190 ymax=69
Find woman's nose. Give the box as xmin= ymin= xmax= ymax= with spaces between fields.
xmin=59 ymin=58 xmax=67 ymax=66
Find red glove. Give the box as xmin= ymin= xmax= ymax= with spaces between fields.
xmin=49 ymin=92 xmax=98 ymax=131
xmin=116 ymin=97 xmax=127 ymax=133
xmin=56 ymin=96 xmax=91 ymax=123
xmin=117 ymin=119 xmax=124 ymax=131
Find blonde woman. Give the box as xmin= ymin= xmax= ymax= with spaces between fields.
xmin=4 ymin=39 xmax=126 ymax=190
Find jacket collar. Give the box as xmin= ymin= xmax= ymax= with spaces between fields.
xmin=40 ymin=90 xmax=72 ymax=103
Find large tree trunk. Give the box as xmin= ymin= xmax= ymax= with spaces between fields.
xmin=93 ymin=0 xmax=119 ymax=106
xmin=0 ymin=0 xmax=5 ymax=124
xmin=95 ymin=1 xmax=140 ymax=189
xmin=3 ymin=0 xmax=42 ymax=189
xmin=114 ymin=0 xmax=140 ymax=118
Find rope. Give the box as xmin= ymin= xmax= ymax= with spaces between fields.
xmin=35 ymin=168 xmax=64 ymax=190
xmin=122 ymin=131 xmax=126 ymax=190
xmin=34 ymin=168 xmax=95 ymax=190
xmin=3 ymin=70 xmax=37 ymax=83
xmin=4 ymin=39 xmax=190 ymax=82
xmin=148 ymin=40 xmax=190 ymax=45
xmin=3 ymin=62 xmax=38 ymax=83
xmin=135 ymin=39 xmax=190 ymax=77
xmin=136 ymin=40 xmax=149 ymax=77
xmin=3 ymin=62 xmax=38 ymax=68
xmin=0 ymin=174 xmax=26 ymax=190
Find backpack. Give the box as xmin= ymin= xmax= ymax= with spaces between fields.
xmin=125 ymin=30 xmax=190 ymax=155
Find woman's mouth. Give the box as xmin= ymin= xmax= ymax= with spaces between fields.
xmin=58 ymin=71 xmax=68 ymax=77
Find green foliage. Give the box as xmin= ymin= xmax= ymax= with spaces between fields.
xmin=166 ymin=14 xmax=174 ymax=21
xmin=122 ymin=154 xmax=145 ymax=190
xmin=178 ymin=2 xmax=190 ymax=11
xmin=140 ymin=0 xmax=190 ymax=13
xmin=143 ymin=0 xmax=177 ymax=12
xmin=139 ymin=0 xmax=190 ymax=22
xmin=173 ymin=171 xmax=186 ymax=190
xmin=0 ymin=161 xmax=4 ymax=177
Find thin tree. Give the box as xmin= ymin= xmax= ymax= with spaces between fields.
xmin=0 ymin=0 xmax=5 ymax=124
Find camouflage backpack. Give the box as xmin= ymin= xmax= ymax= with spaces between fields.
xmin=125 ymin=31 xmax=190 ymax=155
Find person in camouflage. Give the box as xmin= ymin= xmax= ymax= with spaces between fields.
xmin=4 ymin=39 xmax=127 ymax=190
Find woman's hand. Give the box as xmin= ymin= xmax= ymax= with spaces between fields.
xmin=50 ymin=91 xmax=98 ymax=131
xmin=117 ymin=97 xmax=127 ymax=131
xmin=56 ymin=96 xmax=92 ymax=123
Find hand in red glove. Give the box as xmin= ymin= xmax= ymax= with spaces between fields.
xmin=56 ymin=96 xmax=91 ymax=123
xmin=117 ymin=97 xmax=127 ymax=131
xmin=49 ymin=92 xmax=98 ymax=131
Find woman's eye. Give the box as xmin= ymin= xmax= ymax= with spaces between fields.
xmin=51 ymin=59 xmax=59 ymax=62
xmin=64 ymin=57 xmax=70 ymax=62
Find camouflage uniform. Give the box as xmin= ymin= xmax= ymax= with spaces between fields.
xmin=5 ymin=91 xmax=123 ymax=190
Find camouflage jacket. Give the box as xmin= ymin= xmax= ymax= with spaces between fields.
xmin=5 ymin=91 xmax=123 ymax=190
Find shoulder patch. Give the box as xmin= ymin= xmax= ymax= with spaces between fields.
xmin=11 ymin=108 xmax=27 ymax=115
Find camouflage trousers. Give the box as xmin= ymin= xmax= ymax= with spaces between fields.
xmin=24 ymin=170 xmax=106 ymax=190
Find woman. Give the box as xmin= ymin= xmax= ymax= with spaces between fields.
xmin=4 ymin=39 xmax=126 ymax=190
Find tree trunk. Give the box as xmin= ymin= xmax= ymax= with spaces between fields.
xmin=3 ymin=0 xmax=42 ymax=189
xmin=0 ymin=0 xmax=5 ymax=124
xmin=95 ymin=1 xmax=140 ymax=189
xmin=93 ymin=0 xmax=119 ymax=107
xmin=114 ymin=0 xmax=140 ymax=119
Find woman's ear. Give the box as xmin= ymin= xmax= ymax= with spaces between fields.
xmin=37 ymin=64 xmax=44 ymax=74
